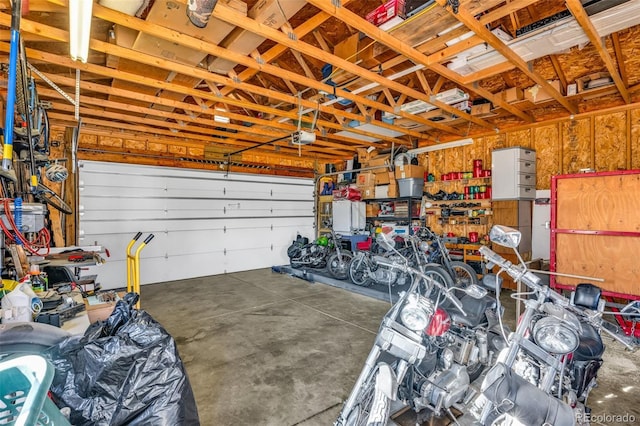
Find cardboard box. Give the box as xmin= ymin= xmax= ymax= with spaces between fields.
xmin=375 ymin=171 xmax=391 ymax=185
xmin=388 ymin=180 xmax=398 ymax=198
xmin=375 ymin=184 xmax=389 ymax=199
xmin=361 ymin=185 xmax=376 ymax=200
xmin=84 ymin=292 xmax=124 ymax=323
xmin=356 ymin=172 xmax=375 ymax=187
xmin=576 ymin=72 xmax=613 ymax=92
xmin=357 ymin=147 xmax=379 ymax=163
xmin=501 ymin=87 xmax=524 ymax=103
xmin=208 ymin=0 xmax=305 ymax=74
xmin=471 ymin=103 xmax=492 ymax=116
xmin=368 ymin=155 xmax=390 ymax=169
xmin=395 ymin=164 xmax=424 ymax=180
xmin=525 ymin=80 xmax=563 ymax=103
xmin=366 ymin=203 xmax=380 ymax=217
xmin=366 ymin=0 xmax=405 ymax=26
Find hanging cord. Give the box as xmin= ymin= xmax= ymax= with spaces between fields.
xmin=0 ymin=198 xmax=51 ymax=255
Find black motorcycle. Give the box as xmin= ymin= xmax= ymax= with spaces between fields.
xmin=287 ymin=229 xmax=353 ymax=280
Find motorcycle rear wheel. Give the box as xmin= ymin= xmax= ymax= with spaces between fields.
xmin=328 ymin=251 xmax=353 ymax=280
xmin=449 ymin=261 xmax=479 ymax=288
xmin=349 ymin=254 xmax=372 ymax=286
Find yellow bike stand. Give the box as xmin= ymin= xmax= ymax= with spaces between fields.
xmin=126 ymin=232 xmax=154 ymax=309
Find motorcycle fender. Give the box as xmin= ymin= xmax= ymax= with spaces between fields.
xmin=376 ymin=327 xmax=427 ymax=364
xmin=375 ymin=363 xmax=398 ymax=401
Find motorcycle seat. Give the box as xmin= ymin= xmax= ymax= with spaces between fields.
xmin=574 ymin=323 xmax=605 ymax=361
xmin=448 ymin=294 xmax=494 ymax=328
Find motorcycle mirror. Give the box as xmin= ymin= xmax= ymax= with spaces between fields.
xmin=463 ymin=284 xmax=488 ymax=299
xmin=489 ymin=225 xmax=522 ymax=248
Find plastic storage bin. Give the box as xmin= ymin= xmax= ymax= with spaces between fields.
xmin=0 ymin=354 xmax=70 ymax=425
xmin=398 ymin=178 xmax=424 ymax=197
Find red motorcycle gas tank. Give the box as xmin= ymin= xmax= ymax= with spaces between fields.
xmin=426 ymin=308 xmax=451 ymax=336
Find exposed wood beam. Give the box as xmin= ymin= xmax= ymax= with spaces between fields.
xmin=477 ymin=0 xmax=540 ymax=25
xmin=382 ymin=89 xmax=395 ymax=106
xmin=435 ymin=0 xmax=577 ymax=114
xmin=416 ymin=71 xmax=432 ymax=94
xmin=549 ymin=55 xmax=568 ymax=93
xmin=7 ymin=46 xmax=397 ymax=149
xmin=611 ymin=32 xmax=629 ymax=88
xmin=460 ymin=62 xmax=517 ymax=84
xmin=38 ymin=3 xmax=426 ymax=142
xmin=432 ymin=76 xmax=445 ymax=95
xmin=312 ymin=30 xmax=332 ymax=52
xmin=565 ymin=0 xmax=630 ymax=103
xmin=290 ymin=49 xmax=316 ymax=80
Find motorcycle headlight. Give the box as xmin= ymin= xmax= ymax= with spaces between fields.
xmin=400 ymin=293 xmax=434 ymax=332
xmin=532 ymin=316 xmax=579 ymax=354
xmin=419 ymin=241 xmax=430 ymax=252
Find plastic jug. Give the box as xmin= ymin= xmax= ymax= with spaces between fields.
xmin=1 ymin=282 xmax=41 ymax=323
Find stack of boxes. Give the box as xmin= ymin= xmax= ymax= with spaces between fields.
xmin=356 ymin=148 xmax=397 ymax=199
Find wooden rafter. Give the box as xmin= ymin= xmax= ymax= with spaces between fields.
xmin=549 ymin=55 xmax=568 ymax=93
xmin=434 ymin=0 xmax=577 ymax=114
xmin=611 ymin=32 xmax=630 ymax=90
xmin=566 ymin=0 xmax=630 ymax=103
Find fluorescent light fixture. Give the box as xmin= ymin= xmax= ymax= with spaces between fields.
xmin=407 ymin=138 xmax=473 ymax=155
xmin=214 ymin=107 xmax=230 ymax=124
xmin=69 ymin=0 xmax=93 ymax=63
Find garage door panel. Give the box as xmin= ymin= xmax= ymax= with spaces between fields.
xmin=79 ymin=161 xmax=313 ymax=288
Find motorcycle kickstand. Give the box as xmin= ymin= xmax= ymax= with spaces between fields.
xmin=445 ymin=407 xmax=461 ymax=426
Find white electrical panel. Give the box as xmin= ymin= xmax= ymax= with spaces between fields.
xmin=491 ymin=147 xmax=536 ymax=200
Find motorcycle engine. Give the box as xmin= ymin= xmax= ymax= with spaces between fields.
xmin=372 ymin=267 xmax=398 ymax=284
xmin=415 ymin=364 xmax=470 ymax=413
xmin=308 ymin=245 xmax=328 ymax=265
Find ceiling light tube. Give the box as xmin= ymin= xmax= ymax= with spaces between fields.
xmin=69 ymin=0 xmax=93 ymax=63
xmin=407 ymin=138 xmax=474 ymax=155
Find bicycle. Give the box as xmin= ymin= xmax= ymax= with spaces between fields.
xmin=0 ymin=4 xmax=71 ymax=216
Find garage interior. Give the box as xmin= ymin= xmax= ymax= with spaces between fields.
xmin=0 ymin=0 xmax=639 ymax=425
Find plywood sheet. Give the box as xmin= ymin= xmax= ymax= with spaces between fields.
xmin=555 ymin=233 xmax=640 ymax=295
xmin=594 ymin=112 xmax=626 ymax=171
xmin=97 ymin=136 xmax=123 ymax=148
xmin=507 ymin=129 xmax=531 ymax=149
xmin=533 ymin=124 xmax=560 ymax=189
xmin=561 ymin=118 xmax=591 ymax=174
xmin=124 ymin=140 xmax=147 ymax=151
xmin=555 ymin=173 xmax=640 ymax=231
xmin=632 ymin=109 xmax=640 ymax=169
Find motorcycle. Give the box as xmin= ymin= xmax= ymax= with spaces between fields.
xmin=336 ymin=233 xmax=506 ymax=426
xmin=469 ymin=225 xmax=638 ymax=426
xmin=287 ymin=229 xmax=353 ymax=280
xmin=348 ymin=233 xmax=413 ymax=287
xmin=415 ymin=227 xmax=480 ymax=288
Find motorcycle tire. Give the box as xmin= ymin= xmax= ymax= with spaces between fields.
xmin=290 ymin=260 xmax=304 ymax=269
xmin=327 ymin=251 xmax=353 ymax=280
xmin=449 ymin=261 xmax=479 ymax=288
xmin=349 ymin=254 xmax=373 ymax=287
xmin=420 ymin=264 xmax=454 ymax=297
xmin=342 ymin=365 xmax=389 ymax=426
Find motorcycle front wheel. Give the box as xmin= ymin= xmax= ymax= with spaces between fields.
xmin=449 ymin=261 xmax=479 ymax=288
xmin=420 ymin=264 xmax=454 ymax=297
xmin=327 ymin=251 xmax=353 ymax=280
xmin=349 ymin=254 xmax=372 ymax=286
xmin=343 ymin=365 xmax=389 ymax=426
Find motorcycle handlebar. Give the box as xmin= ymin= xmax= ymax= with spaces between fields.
xmin=376 ymin=259 xmax=466 ymax=316
xmin=479 ymin=246 xmax=639 ymax=351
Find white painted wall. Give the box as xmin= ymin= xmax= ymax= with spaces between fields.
xmin=77 ymin=161 xmax=314 ymax=289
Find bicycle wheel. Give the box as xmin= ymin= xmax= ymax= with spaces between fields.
xmin=449 ymin=260 xmax=479 ymax=288
xmin=36 ymin=183 xmax=72 ymax=215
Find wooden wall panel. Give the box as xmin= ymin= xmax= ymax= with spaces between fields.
xmin=630 ymin=109 xmax=640 ymax=169
xmin=561 ymin=118 xmax=591 ymax=174
xmin=594 ymin=112 xmax=626 ymax=171
xmin=124 ymin=140 xmax=147 ymax=150
xmin=447 ymin=146 xmax=464 ymax=172
xmin=532 ymin=124 xmax=560 ymax=189
xmin=555 ymin=233 xmax=640 ymax=295
xmin=507 ymin=129 xmax=531 ymax=148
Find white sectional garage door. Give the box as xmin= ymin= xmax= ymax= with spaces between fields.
xmin=78 ymin=161 xmax=314 ymax=289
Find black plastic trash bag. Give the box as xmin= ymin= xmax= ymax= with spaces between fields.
xmin=46 ymin=293 xmax=200 ymax=425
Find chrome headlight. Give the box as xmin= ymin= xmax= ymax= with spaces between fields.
xmin=419 ymin=241 xmax=430 ymax=252
xmin=400 ymin=293 xmax=434 ymax=331
xmin=532 ymin=316 xmax=579 ymax=354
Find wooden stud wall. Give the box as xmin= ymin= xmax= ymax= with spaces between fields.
xmin=426 ymin=106 xmax=640 ymax=190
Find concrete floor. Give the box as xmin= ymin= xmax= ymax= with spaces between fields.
xmin=142 ymin=268 xmax=640 ymax=426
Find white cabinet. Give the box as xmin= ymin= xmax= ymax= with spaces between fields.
xmin=491 ymin=147 xmax=536 ymax=200
xmin=332 ymin=200 xmax=366 ymax=235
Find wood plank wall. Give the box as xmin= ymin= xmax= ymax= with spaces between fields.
xmin=422 ymin=107 xmax=640 ymax=189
